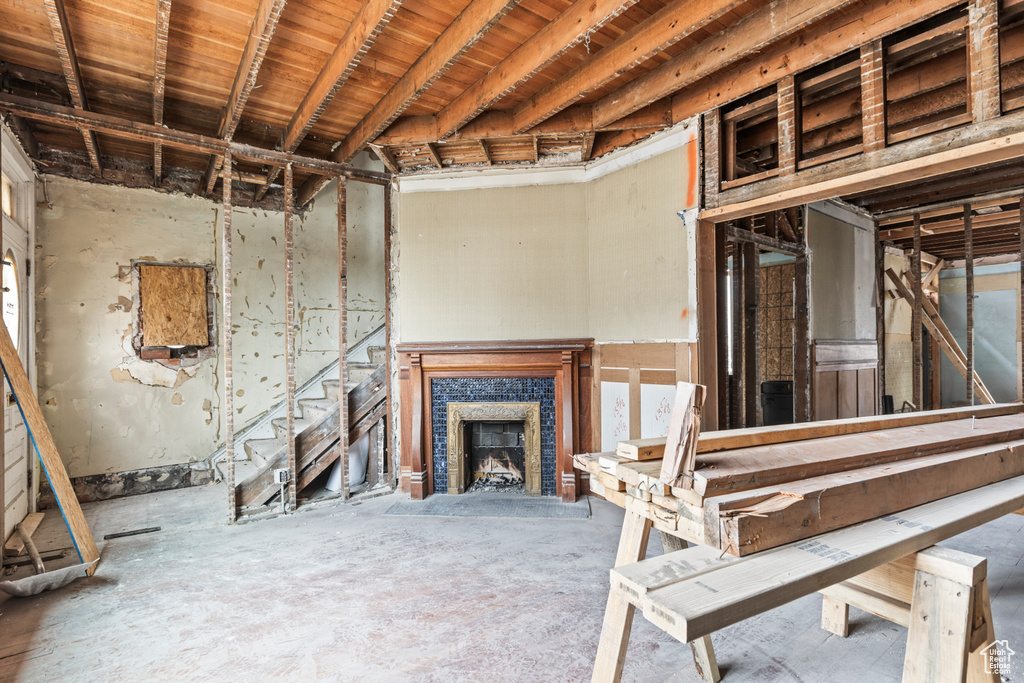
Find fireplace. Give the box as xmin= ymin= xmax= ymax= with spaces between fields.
xmin=397 ymin=339 xmax=594 ymax=501
xmin=447 ymin=403 xmax=542 ymax=495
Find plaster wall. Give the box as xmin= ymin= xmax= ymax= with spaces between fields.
xmin=35 ymin=157 xmax=384 ymax=479
xmin=395 ymin=140 xmax=696 ymax=344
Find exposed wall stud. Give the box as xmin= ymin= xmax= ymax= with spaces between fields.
xmin=964 ymin=204 xmax=975 ymax=405
xmin=912 ymin=213 xmax=923 ymax=411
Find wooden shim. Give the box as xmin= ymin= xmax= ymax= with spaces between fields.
xmin=709 ymin=439 xmax=1024 ymax=555
xmin=3 ymin=512 xmax=43 ymax=556
xmin=634 ymin=475 xmax=1024 ymax=643
xmin=616 ymin=437 xmax=665 ymax=461
xmin=693 ymin=413 xmax=1024 ymax=498
xmin=0 ymin=320 xmax=99 ymax=574
xmin=659 ymin=382 xmax=705 ymax=488
xmin=139 ymin=265 xmax=208 ymax=347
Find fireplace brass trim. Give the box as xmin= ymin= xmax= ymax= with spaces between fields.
xmin=446 ymin=402 xmax=542 ymax=496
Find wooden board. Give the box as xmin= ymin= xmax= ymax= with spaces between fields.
xmin=692 ymin=414 xmax=1024 ymax=497
xmin=139 ymin=264 xmax=208 ymax=347
xmin=630 ymin=475 xmax=1024 ymax=643
xmin=3 ymin=511 xmax=43 ymax=557
xmin=616 ymin=437 xmax=665 ymax=461
xmin=627 ymin=403 xmax=1022 ymax=456
xmin=707 ymin=438 xmax=1024 ymax=555
xmin=0 ymin=321 xmax=99 ymax=573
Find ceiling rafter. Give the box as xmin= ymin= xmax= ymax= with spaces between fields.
xmin=256 ymin=0 xmax=402 ymax=201
xmin=42 ymin=0 xmax=101 ymax=175
xmin=295 ymin=0 xmax=520 ymax=205
xmin=153 ymin=0 xmax=172 ymax=185
xmin=201 ymin=0 xmax=288 ymax=195
xmin=0 ymin=92 xmax=389 ymax=183
xmin=591 ymin=0 xmax=861 ymax=130
xmin=435 ymin=0 xmax=638 ymax=141
xmin=511 ymin=0 xmax=746 ymax=134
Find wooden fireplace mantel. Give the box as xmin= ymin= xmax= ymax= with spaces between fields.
xmin=396 ymin=339 xmax=594 ymax=502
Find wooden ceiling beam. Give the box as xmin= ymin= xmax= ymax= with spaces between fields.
xmin=256 ymin=0 xmax=401 ymax=200
xmin=591 ymin=0 xmax=860 ymax=130
xmin=513 ymin=0 xmax=746 ymax=134
xmin=425 ymin=142 xmax=444 ymax=170
xmin=0 ymin=93 xmax=389 ymax=184
xmin=42 ymin=0 xmax=101 ymax=175
xmin=153 ymin=0 xmax=172 ymax=185
xmin=667 ymin=0 xmax=964 ymax=129
xmin=436 ymin=0 xmax=637 ymax=139
xmin=297 ymin=0 xmax=519 ymax=205
xmin=374 ymin=100 xmax=672 ymax=146
xmin=478 ymin=139 xmax=492 ymax=166
xmin=368 ymin=143 xmax=400 ymax=174
xmin=201 ymin=0 xmax=287 ymax=195
xmin=876 ymin=189 xmax=1024 ymax=222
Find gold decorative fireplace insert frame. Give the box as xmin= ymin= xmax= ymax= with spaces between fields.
xmin=446 ymin=402 xmax=542 ymax=496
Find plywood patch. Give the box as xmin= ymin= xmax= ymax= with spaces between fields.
xmin=140 ymin=265 xmax=208 ymax=347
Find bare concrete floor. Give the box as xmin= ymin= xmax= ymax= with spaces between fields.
xmin=1 ymin=486 xmax=1022 ymax=682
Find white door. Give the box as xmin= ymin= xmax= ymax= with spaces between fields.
xmin=2 ymin=128 xmax=34 ymax=546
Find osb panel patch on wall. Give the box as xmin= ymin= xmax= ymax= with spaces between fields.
xmin=140 ymin=265 xmax=208 ymax=347
xmin=760 ymin=263 xmax=795 ymax=381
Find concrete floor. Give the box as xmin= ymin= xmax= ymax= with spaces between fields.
xmin=0 ymin=486 xmax=1022 ymax=682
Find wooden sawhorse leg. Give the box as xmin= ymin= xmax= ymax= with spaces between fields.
xmin=592 ymin=511 xmax=720 ymax=683
xmin=818 ymin=546 xmax=999 ymax=683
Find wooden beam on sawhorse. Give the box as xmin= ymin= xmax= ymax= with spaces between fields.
xmin=592 ymin=510 xmax=721 ymax=683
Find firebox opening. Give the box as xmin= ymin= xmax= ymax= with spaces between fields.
xmin=464 ymin=421 xmax=526 ymax=493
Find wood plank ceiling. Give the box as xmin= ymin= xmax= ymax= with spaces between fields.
xmin=0 ymin=0 xmax=1016 ymax=217
xmin=0 ymin=0 xmax=831 ymax=207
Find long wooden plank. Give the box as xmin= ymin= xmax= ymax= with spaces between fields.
xmin=616 ymin=437 xmax=665 ymax=461
xmin=692 ymin=413 xmax=1024 ymax=497
xmin=3 ymin=512 xmax=43 ymax=556
xmin=634 ymin=475 xmax=1024 ymax=643
xmin=634 ymin=402 xmax=1019 ymax=456
xmin=0 ymin=320 xmax=99 ymax=574
xmin=709 ymin=439 xmax=1024 ymax=555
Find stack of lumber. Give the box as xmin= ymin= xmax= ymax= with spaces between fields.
xmin=575 ymin=403 xmax=1024 ymax=556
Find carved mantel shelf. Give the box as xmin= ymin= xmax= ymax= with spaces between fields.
xmin=396 ymin=339 xmax=594 ymax=502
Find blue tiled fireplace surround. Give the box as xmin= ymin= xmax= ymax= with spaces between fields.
xmin=430 ymin=377 xmax=558 ymax=496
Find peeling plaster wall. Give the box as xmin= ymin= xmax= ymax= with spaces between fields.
xmin=35 ymin=157 xmax=384 ymax=479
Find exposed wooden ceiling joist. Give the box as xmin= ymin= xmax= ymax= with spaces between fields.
xmin=42 ymin=0 xmax=101 ymax=175
xmin=296 ymin=0 xmax=520 ymax=204
xmin=152 ymin=0 xmax=172 ymax=184
xmin=435 ymin=0 xmax=638 ymax=140
xmin=201 ymin=0 xmax=288 ymax=195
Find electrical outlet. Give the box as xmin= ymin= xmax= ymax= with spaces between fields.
xmin=274 ymin=468 xmax=289 ymax=484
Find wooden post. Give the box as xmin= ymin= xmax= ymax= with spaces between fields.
xmin=591 ymin=345 xmax=602 ymax=452
xmin=561 ymin=351 xmax=577 ymax=502
xmin=860 ymin=39 xmax=886 ymax=152
xmin=409 ymin=353 xmax=425 ymax=499
xmin=743 ymin=241 xmax=759 ymax=428
xmin=284 ymin=163 xmax=297 ymax=509
xmin=703 ymin=110 xmax=720 ymax=210
xmin=730 ymin=244 xmax=744 ymax=428
xmin=912 ymin=214 xmax=923 ymax=411
xmin=777 ymin=76 xmax=797 ymax=175
xmin=794 ymin=252 xmax=810 ymax=422
xmin=875 ymin=223 xmax=886 ymax=412
xmin=222 ymin=152 xmax=236 ymax=522
xmin=715 ymin=225 xmax=729 ymax=428
xmin=384 ymin=181 xmax=395 ymax=487
xmin=697 ymin=219 xmax=719 ymax=430
xmin=338 ymin=178 xmax=350 ymax=499
xmin=965 ymin=205 xmax=975 ymax=406
xmin=1020 ymin=195 xmax=1023 ymax=402
xmin=968 ymin=0 xmax=1001 ymax=123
